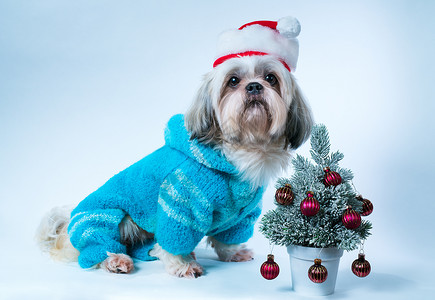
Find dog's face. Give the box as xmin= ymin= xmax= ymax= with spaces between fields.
xmin=186 ymin=55 xmax=312 ymax=150
xmin=217 ymin=56 xmax=289 ymax=145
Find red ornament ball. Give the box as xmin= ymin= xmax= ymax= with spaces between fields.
xmin=308 ymin=259 xmax=328 ymax=283
xmin=352 ymin=253 xmax=371 ymax=277
xmin=323 ymin=167 xmax=342 ymax=187
xmin=300 ymin=191 xmax=320 ymax=217
xmin=260 ymin=254 xmax=280 ymax=280
xmin=357 ymin=195 xmax=374 ymax=216
xmin=275 ymin=184 xmax=294 ymax=206
xmin=342 ymin=206 xmax=362 ymax=229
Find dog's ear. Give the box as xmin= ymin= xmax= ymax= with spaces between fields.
xmin=185 ymin=72 xmax=221 ymax=144
xmin=285 ymin=77 xmax=314 ymax=149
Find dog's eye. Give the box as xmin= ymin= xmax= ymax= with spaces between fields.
xmin=265 ymin=74 xmax=277 ymax=86
xmin=228 ymin=76 xmax=240 ymax=87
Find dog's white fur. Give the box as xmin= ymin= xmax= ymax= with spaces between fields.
xmin=36 ymin=55 xmax=312 ymax=278
xmin=35 ymin=206 xmax=79 ymax=263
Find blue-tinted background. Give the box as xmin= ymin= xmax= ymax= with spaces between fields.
xmin=1 ymin=1 xmax=433 ymax=299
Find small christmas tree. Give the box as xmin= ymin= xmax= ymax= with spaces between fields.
xmin=260 ymin=124 xmax=372 ymax=250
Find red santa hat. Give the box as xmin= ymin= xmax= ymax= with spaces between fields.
xmin=213 ymin=16 xmax=301 ymax=72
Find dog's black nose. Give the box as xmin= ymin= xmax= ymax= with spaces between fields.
xmin=246 ymin=82 xmax=263 ymax=95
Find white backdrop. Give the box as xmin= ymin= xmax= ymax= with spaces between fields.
xmin=1 ymin=1 xmax=434 ymax=299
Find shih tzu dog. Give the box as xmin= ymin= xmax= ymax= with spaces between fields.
xmin=36 ymin=16 xmax=313 ymax=278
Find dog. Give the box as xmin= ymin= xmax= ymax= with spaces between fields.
xmin=36 ymin=16 xmax=313 ymax=278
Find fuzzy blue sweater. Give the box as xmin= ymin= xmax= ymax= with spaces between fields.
xmin=68 ymin=114 xmax=264 ymax=268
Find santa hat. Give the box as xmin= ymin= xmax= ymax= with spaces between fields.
xmin=213 ymin=16 xmax=301 ymax=72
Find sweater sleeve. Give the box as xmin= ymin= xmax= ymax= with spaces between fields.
xmin=68 ymin=208 xmax=127 ymax=268
xmin=154 ymin=168 xmax=213 ymax=256
xmin=212 ymin=205 xmax=262 ymax=245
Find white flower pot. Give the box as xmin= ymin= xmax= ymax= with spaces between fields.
xmin=287 ymin=245 xmax=344 ymax=296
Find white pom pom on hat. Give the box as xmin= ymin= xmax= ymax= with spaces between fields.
xmin=276 ymin=16 xmax=301 ymax=38
xmin=213 ymin=16 xmax=301 ymax=72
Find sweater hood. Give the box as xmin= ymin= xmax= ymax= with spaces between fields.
xmin=164 ymin=114 xmax=238 ymax=175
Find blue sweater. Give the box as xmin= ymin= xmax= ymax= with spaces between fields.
xmin=68 ymin=114 xmax=264 ymax=268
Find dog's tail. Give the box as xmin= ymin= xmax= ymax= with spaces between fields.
xmin=35 ymin=205 xmax=79 ymax=262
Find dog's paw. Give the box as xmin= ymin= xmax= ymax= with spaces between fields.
xmin=102 ymin=252 xmax=134 ymax=274
xmin=226 ymin=247 xmax=254 ymax=262
xmin=208 ymin=237 xmax=254 ymax=262
xmin=149 ymin=244 xmax=203 ymax=279
xmin=169 ymin=259 xmax=204 ymax=279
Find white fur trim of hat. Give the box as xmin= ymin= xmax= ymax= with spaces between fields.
xmin=213 ymin=16 xmax=301 ymax=72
